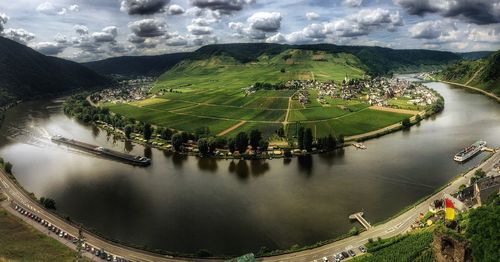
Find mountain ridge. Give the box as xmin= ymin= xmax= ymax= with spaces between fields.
xmin=84 ymin=43 xmax=462 ymax=77
xmin=0 ymin=36 xmax=111 ymax=107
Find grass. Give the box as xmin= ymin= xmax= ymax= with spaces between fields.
xmin=0 ymin=207 xmax=83 ymax=262
xmin=287 ymin=109 xmax=411 ymax=138
xmin=387 ymin=97 xmax=425 ymax=111
xmin=352 ymin=229 xmax=434 ymax=262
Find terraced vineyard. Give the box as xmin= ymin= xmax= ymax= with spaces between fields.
xmin=105 ymin=49 xmax=414 ymax=139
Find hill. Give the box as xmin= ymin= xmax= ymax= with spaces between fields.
xmin=155 ymin=49 xmax=367 ymax=91
xmin=83 ymin=52 xmax=190 ymax=77
xmin=0 ymin=36 xmax=110 ymax=107
xmin=437 ymin=50 xmax=500 ymax=96
xmin=84 ymin=43 xmax=461 ymax=77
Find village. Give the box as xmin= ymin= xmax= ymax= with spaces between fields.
xmin=90 ymin=77 xmax=155 ymax=104
xmin=288 ymin=77 xmax=439 ymax=108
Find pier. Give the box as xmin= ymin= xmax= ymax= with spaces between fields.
xmin=349 ymin=212 xmax=372 ymax=230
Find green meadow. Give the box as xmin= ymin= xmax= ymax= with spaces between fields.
xmin=105 ymin=49 xmax=412 ymax=139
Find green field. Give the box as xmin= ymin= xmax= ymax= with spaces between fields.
xmin=105 ymin=49 xmax=412 ymax=139
xmin=0 ymin=207 xmax=84 ymax=262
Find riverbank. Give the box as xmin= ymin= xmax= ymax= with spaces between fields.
xmin=440 ymin=80 xmax=500 ymax=103
xmin=82 ymin=93 xmax=442 ymax=160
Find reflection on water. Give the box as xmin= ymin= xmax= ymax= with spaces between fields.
xmin=0 ymin=81 xmax=499 ymax=255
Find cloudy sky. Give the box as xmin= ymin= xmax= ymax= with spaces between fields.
xmin=1 ymin=0 xmax=499 ymax=62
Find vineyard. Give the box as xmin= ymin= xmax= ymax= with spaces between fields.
xmin=352 ymin=229 xmax=434 ymax=262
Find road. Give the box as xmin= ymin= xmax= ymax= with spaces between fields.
xmin=1 ymin=151 xmax=498 ymax=262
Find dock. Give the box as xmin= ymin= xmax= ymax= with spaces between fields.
xmin=349 ymin=212 xmax=372 ymax=230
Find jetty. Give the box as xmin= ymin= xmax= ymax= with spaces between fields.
xmin=349 ymin=212 xmax=372 ymax=230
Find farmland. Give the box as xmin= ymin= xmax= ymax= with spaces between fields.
xmin=103 ymin=49 xmax=415 ymax=140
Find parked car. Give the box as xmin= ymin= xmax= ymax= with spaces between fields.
xmin=348 ymin=249 xmax=356 ymax=257
xmin=359 ymin=245 xmax=367 ymax=253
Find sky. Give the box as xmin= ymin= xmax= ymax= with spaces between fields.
xmin=0 ymin=0 xmax=499 ymax=62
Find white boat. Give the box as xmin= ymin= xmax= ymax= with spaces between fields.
xmin=454 ymin=140 xmax=486 ymax=162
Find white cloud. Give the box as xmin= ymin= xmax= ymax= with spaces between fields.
xmin=168 ymin=4 xmax=185 ymax=15
xmin=343 ymin=0 xmax=363 ymax=8
xmin=187 ymin=24 xmax=213 ymax=35
xmin=248 ymin=12 xmax=282 ymax=32
xmin=0 ymin=13 xmax=8 ymax=33
xmin=306 ymin=12 xmax=320 ymax=21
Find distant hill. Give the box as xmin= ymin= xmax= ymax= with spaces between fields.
xmin=437 ymin=50 xmax=500 ymax=96
xmin=84 ymin=43 xmax=461 ymax=77
xmin=458 ymin=51 xmax=494 ymax=60
xmin=83 ymin=52 xmax=190 ymax=77
xmin=0 ymin=36 xmax=111 ymax=107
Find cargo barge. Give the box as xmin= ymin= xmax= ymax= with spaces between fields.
xmin=51 ymin=135 xmax=151 ymax=166
xmin=454 ymin=140 xmax=486 ymax=162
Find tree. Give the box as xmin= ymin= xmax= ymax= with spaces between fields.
xmin=39 ymin=197 xmax=56 ymax=210
xmin=171 ymin=133 xmax=184 ymax=151
xmin=197 ymin=138 xmax=210 ymax=156
xmin=124 ymin=125 xmax=133 ymax=139
xmin=276 ymin=127 xmax=285 ymax=137
xmin=249 ymin=129 xmax=262 ymax=150
xmin=228 ymin=138 xmax=236 ymax=153
xmin=143 ymin=123 xmax=152 ymax=141
xmin=297 ymin=126 xmax=305 ymax=149
xmin=326 ymin=134 xmax=337 ymax=150
xmin=235 ymin=132 xmax=249 ymax=154
xmin=4 ymin=162 xmax=12 ymax=174
xmin=466 ymin=196 xmax=500 ymax=262
xmin=402 ymin=118 xmax=411 ymax=129
xmin=212 ymin=137 xmax=227 ymax=149
xmin=160 ymin=128 xmax=173 ymax=140
xmin=349 ymin=226 xmax=359 ymax=236
xmin=337 ymin=135 xmax=345 ymax=145
xmin=259 ymin=139 xmax=269 ymax=151
xmin=415 ymin=114 xmax=422 ymax=122
xmin=304 ymin=128 xmax=313 ymax=152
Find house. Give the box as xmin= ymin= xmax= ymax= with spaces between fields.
xmin=474 ymin=174 xmax=500 ymax=206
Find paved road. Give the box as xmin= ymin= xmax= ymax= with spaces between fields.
xmin=1 ymin=151 xmax=498 ymax=262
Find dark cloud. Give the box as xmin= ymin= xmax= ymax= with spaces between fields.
xmin=128 ymin=19 xmax=166 ymax=37
xmin=32 ymin=42 xmax=65 ymax=55
xmin=394 ymin=0 xmax=500 ymax=25
xmin=74 ymin=25 xmax=89 ymax=35
xmin=120 ymin=0 xmax=171 ymax=15
xmin=190 ymin=0 xmax=255 ymax=14
xmin=3 ymin=28 xmax=35 ymax=44
xmin=409 ymin=21 xmax=448 ymax=39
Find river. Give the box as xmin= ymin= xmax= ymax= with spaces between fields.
xmin=0 ymin=79 xmax=498 ymax=256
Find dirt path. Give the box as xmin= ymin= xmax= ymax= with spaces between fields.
xmin=369 ymin=105 xmax=420 ymax=115
xmin=465 ymin=66 xmax=484 ymax=86
xmin=216 ymin=121 xmax=247 ymax=136
xmin=283 ymin=90 xmax=299 ymax=127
